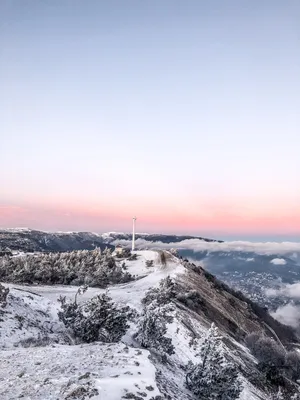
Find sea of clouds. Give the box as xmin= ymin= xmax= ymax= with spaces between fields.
xmin=114 ymin=237 xmax=300 ymax=256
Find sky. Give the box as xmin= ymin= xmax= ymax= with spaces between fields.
xmin=0 ymin=0 xmax=299 ymax=240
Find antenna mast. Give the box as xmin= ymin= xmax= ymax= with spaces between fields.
xmin=132 ymin=216 xmax=137 ymax=251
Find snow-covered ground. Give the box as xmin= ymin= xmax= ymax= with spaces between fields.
xmin=0 ymin=250 xmax=267 ymax=399
xmin=6 ymin=251 xmax=185 ymax=312
xmin=0 ymin=286 xmax=65 ymax=349
xmin=0 ymin=343 xmax=161 ymax=400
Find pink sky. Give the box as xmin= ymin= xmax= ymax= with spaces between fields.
xmin=1 ymin=199 xmax=299 ymax=238
xmin=1 ymin=1 xmax=299 ymax=240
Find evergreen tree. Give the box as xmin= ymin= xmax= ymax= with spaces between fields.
xmin=58 ymin=292 xmax=130 ymax=343
xmin=135 ymin=300 xmax=174 ymax=356
xmin=135 ymin=278 xmax=176 ymax=357
xmin=0 ymin=249 xmax=133 ymax=287
xmin=186 ymin=323 xmax=242 ymax=399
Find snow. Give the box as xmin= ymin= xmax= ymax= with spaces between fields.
xmin=0 ymin=250 xmax=268 ymax=399
xmin=0 ymin=343 xmax=161 ymax=400
xmin=0 ymin=227 xmax=31 ymax=232
xmin=6 ymin=250 xmax=185 ymax=312
xmin=0 ymin=287 xmax=65 ymax=349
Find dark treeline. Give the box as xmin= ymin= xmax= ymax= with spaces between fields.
xmin=0 ymin=249 xmax=133 ymax=287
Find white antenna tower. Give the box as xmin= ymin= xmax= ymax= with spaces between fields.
xmin=132 ymin=216 xmax=137 ymax=251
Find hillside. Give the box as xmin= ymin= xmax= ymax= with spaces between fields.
xmin=2 ymin=229 xmax=300 ymax=330
xmin=0 ymin=228 xmax=114 ymax=252
xmin=1 ymin=250 xmax=299 ymax=399
xmin=0 ymin=229 xmax=220 ymax=253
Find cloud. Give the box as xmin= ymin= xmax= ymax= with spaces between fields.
xmin=271 ymin=303 xmax=300 ymax=328
xmin=270 ymin=258 xmax=287 ymax=265
xmin=267 ymin=282 xmax=300 ymax=328
xmin=112 ymin=237 xmax=300 ymax=256
xmin=266 ymin=282 xmax=300 ymax=299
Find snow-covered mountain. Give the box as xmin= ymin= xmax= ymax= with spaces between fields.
xmin=103 ymin=233 xmax=300 ymax=324
xmin=1 ymin=250 xmax=299 ymax=399
xmin=0 ymin=228 xmax=114 ymax=252
xmin=0 ymin=229 xmax=220 ymax=253
xmin=1 ymin=229 xmax=300 ymax=328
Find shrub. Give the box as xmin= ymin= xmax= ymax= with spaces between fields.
xmin=58 ymin=292 xmax=130 ymax=343
xmin=247 ymin=335 xmax=285 ymax=367
xmin=186 ymin=323 xmax=242 ymax=399
xmin=0 ymin=283 xmax=9 ymax=307
xmin=135 ymin=277 xmax=176 ymax=357
xmin=245 ymin=332 xmax=261 ymax=352
xmin=142 ymin=276 xmax=177 ymax=307
xmin=245 ymin=333 xmax=300 ymax=385
xmin=135 ymin=300 xmax=175 ymax=357
xmin=145 ymin=260 xmax=154 ymax=268
xmin=285 ymin=351 xmax=300 ymax=381
xmin=19 ymin=335 xmax=53 ymax=348
xmin=177 ymin=290 xmax=205 ymax=311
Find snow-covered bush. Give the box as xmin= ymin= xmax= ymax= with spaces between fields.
xmin=135 ymin=277 xmax=176 ymax=357
xmin=186 ymin=323 xmax=242 ymax=399
xmin=285 ymin=351 xmax=300 ymax=381
xmin=245 ymin=333 xmax=300 ymax=386
xmin=177 ymin=289 xmax=205 ymax=311
xmin=251 ymin=336 xmax=285 ymax=368
xmin=142 ymin=276 xmax=177 ymax=307
xmin=19 ymin=335 xmax=53 ymax=348
xmin=135 ymin=300 xmax=175 ymax=357
xmin=0 ymin=248 xmax=133 ymax=287
xmin=0 ymin=283 xmax=9 ymax=307
xmin=245 ymin=332 xmax=260 ymax=350
xmin=246 ymin=334 xmax=287 ymax=381
xmin=58 ymin=293 xmax=130 ymax=343
xmin=145 ymin=260 xmax=154 ymax=268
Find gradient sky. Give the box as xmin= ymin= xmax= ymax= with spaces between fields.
xmin=0 ymin=0 xmax=299 ymax=240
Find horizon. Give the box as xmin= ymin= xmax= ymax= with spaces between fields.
xmin=1 ymin=1 xmax=299 ymax=239
xmin=0 ymin=225 xmax=299 ymax=243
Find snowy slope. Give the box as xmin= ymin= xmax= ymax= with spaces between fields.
xmin=0 ymin=343 xmax=161 ymax=400
xmin=0 ymin=287 xmax=65 ymax=349
xmin=0 ymin=251 xmax=271 ymax=399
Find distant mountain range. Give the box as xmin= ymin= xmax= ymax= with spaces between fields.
xmin=0 ymin=228 xmax=114 ymax=252
xmin=0 ymin=228 xmax=221 ymax=253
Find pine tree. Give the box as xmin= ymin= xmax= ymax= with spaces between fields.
xmin=186 ymin=323 xmax=242 ymax=399
xmin=135 ymin=300 xmax=174 ymax=356
xmin=135 ymin=278 xmax=176 ymax=357
xmin=58 ymin=292 xmax=130 ymax=343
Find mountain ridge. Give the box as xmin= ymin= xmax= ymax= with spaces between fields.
xmin=1 ymin=249 xmax=299 ymax=398
xmin=0 ymin=228 xmax=221 ymax=253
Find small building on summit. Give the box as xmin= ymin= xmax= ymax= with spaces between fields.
xmin=113 ymin=245 xmax=130 ymax=258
